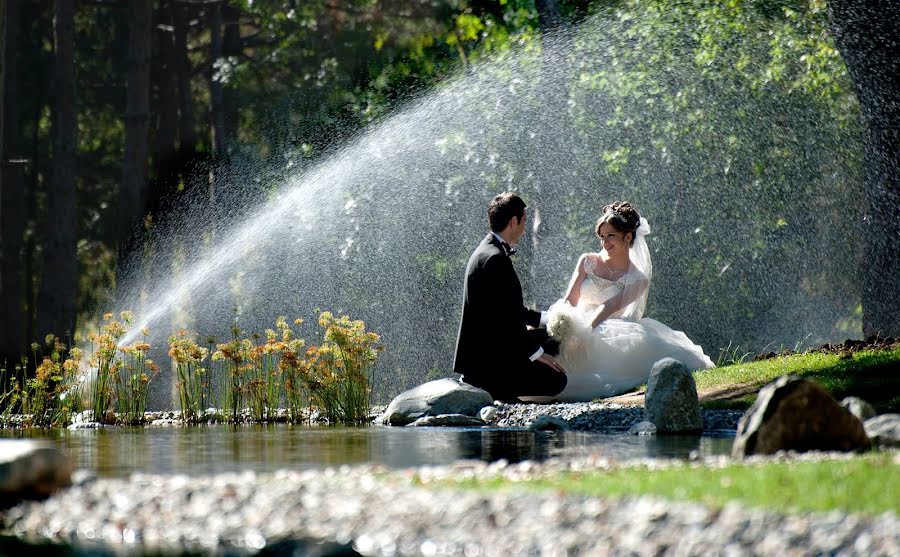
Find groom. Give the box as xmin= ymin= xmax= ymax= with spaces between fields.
xmin=453 ymin=192 xmax=566 ymax=402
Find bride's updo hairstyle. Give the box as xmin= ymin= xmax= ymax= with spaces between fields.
xmin=596 ymin=202 xmax=641 ymax=245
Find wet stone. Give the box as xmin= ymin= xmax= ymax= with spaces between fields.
xmin=0 ymin=440 xmax=72 ymax=504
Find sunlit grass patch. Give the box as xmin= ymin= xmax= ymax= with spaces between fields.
xmin=695 ymin=348 xmax=900 ymax=412
xmin=455 ymin=452 xmax=899 ymax=515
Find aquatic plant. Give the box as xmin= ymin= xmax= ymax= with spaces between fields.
xmin=211 ymin=323 xmax=252 ymax=422
xmin=115 ymin=334 xmax=158 ymax=425
xmin=168 ymin=330 xmax=208 ymax=423
xmin=87 ymin=313 xmax=132 ymax=423
xmin=0 ymin=335 xmax=83 ymax=427
xmin=301 ymin=311 xmax=382 ymax=425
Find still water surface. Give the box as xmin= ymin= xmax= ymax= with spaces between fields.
xmin=2 ymin=426 xmax=733 ymax=477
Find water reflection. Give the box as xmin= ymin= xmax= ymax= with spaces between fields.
xmin=0 ymin=426 xmax=732 ymax=477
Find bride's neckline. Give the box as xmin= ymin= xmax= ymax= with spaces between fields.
xmin=595 ymin=253 xmax=630 ymax=273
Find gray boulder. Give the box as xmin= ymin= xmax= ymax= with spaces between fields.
xmin=380 ymin=378 xmax=493 ymax=426
xmin=407 ymin=414 xmax=486 ymax=427
xmin=732 ymin=375 xmax=870 ymax=458
xmin=0 ymin=440 xmax=72 ymax=503
xmin=864 ymin=414 xmax=900 ymax=447
xmin=644 ymin=358 xmax=702 ymax=433
xmin=841 ymin=396 xmax=877 ymax=422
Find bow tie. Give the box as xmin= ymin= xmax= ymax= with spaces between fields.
xmin=501 ymin=242 xmax=517 ymax=257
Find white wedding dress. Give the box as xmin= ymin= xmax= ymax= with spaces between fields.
xmin=526 ymin=218 xmax=714 ymax=403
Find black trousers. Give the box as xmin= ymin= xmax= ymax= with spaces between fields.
xmin=461 ymin=328 xmax=565 ymax=402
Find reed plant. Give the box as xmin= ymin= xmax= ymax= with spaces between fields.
xmin=88 ymin=313 xmax=130 ymax=423
xmin=212 ymin=324 xmax=252 ymax=421
xmin=0 ymin=336 xmax=83 ymax=427
xmin=168 ymin=330 xmax=208 ymax=423
xmin=1 ymin=308 xmax=383 ymax=428
xmin=115 ymin=337 xmax=159 ymax=425
xmin=0 ymin=362 xmax=21 ymax=426
xmin=301 ymin=311 xmax=382 ymax=424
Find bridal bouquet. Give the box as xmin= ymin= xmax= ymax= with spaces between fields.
xmin=547 ymin=301 xmax=580 ymax=343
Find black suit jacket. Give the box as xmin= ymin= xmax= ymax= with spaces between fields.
xmin=453 ymin=233 xmax=542 ymax=381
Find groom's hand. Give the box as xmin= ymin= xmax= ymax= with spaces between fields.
xmin=537 ymin=354 xmax=565 ymax=374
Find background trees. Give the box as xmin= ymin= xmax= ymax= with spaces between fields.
xmin=0 ymin=1 xmax=895 ymax=393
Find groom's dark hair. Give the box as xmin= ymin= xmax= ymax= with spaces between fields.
xmin=488 ymin=192 xmax=526 ymax=232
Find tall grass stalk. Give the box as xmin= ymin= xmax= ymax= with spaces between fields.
xmin=89 ymin=313 xmax=129 ymax=423
xmin=302 ymin=312 xmax=381 ymax=424
xmin=169 ymin=331 xmax=208 ymax=423
xmin=115 ymin=338 xmax=158 ymax=425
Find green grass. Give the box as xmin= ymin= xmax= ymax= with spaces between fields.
xmin=694 ymin=347 xmax=900 ymax=412
xmin=454 ymin=452 xmax=899 ymax=515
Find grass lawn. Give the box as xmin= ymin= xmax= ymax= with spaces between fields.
xmin=454 ymin=452 xmax=900 ymax=515
xmin=693 ymin=347 xmax=900 ymax=412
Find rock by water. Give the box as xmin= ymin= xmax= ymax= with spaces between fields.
xmin=379 ymin=378 xmax=493 ymax=426
xmin=732 ymin=375 xmax=870 ymax=458
xmin=644 ymin=359 xmax=702 ymax=433
xmin=0 ymin=440 xmax=72 ymax=505
xmin=864 ymin=414 xmax=900 ymax=447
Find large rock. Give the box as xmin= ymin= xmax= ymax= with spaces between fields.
xmin=864 ymin=414 xmax=900 ymax=447
xmin=644 ymin=358 xmax=702 ymax=433
xmin=0 ymin=440 xmax=72 ymax=504
xmin=732 ymin=375 xmax=870 ymax=458
xmin=380 ymin=378 xmax=493 ymax=426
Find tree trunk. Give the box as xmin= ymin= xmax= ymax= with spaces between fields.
xmin=151 ymin=0 xmax=179 ymax=213
xmin=117 ymin=0 xmax=152 ymax=283
xmin=0 ymin=0 xmax=29 ymax=361
xmin=0 ymin=0 xmax=26 ymax=364
xmin=829 ymin=0 xmax=900 ymax=337
xmin=222 ymin=3 xmax=240 ymax=145
xmin=174 ymin=2 xmax=196 ymax=158
xmin=209 ymin=3 xmax=225 ymax=156
xmin=35 ymin=0 xmax=77 ymax=343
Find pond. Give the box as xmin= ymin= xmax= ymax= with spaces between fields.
xmin=1 ymin=425 xmax=734 ymax=477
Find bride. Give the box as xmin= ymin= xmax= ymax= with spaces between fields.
xmin=526 ymin=202 xmax=714 ymax=402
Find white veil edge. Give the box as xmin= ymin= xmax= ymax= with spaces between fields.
xmin=623 ymin=216 xmax=652 ymax=320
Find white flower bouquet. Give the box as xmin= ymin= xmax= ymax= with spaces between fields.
xmin=547 ymin=300 xmax=580 ymax=343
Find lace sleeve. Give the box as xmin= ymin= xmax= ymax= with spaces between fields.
xmin=582 ymin=254 xmax=597 ymax=275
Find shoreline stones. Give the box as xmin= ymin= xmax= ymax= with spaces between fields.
xmin=644 ymin=358 xmax=703 ymax=433
xmin=733 ymin=375 xmax=870 ymax=458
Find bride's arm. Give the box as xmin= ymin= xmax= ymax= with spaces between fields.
xmin=563 ymin=254 xmax=589 ymax=306
xmin=589 ymin=274 xmax=649 ymax=327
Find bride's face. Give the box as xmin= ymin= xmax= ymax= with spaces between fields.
xmin=598 ymin=223 xmax=632 ymax=255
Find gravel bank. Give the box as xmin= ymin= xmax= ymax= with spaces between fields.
xmin=493 ymin=401 xmax=743 ymax=433
xmin=3 ymin=453 xmax=898 ymax=556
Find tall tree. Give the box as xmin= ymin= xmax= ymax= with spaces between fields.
xmin=151 ymin=0 xmax=179 ymax=211
xmin=174 ymin=3 xmax=197 ymax=160
xmin=35 ymin=0 xmax=77 ymax=343
xmin=117 ymin=0 xmax=152 ymax=277
xmin=1 ymin=0 xmax=29 ymax=363
xmin=829 ymin=0 xmax=900 ymax=337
